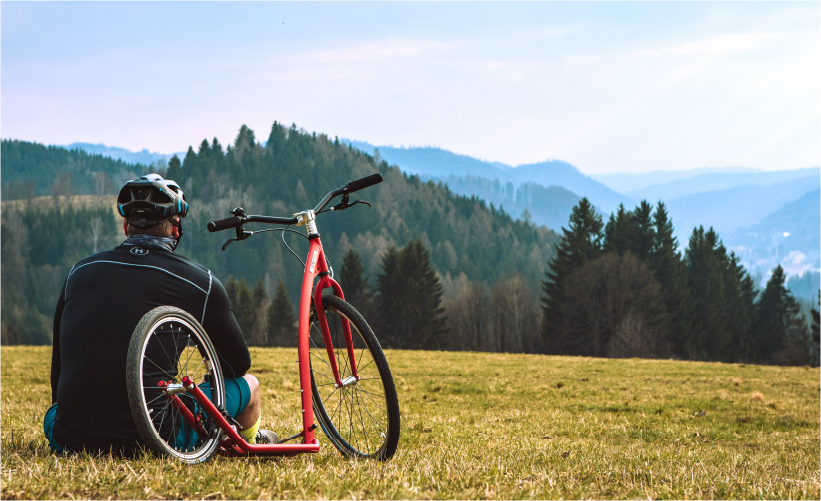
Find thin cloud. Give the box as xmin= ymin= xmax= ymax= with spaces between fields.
xmin=640 ymin=32 xmax=788 ymax=57
xmin=277 ymin=39 xmax=461 ymax=65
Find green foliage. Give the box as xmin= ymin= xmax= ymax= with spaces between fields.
xmin=541 ymin=198 xmax=603 ymax=349
xmin=267 ymin=280 xmax=296 ymax=347
xmin=685 ymin=227 xmax=733 ymax=359
xmin=376 ymin=240 xmax=447 ymax=350
xmin=754 ymin=265 xmax=813 ymax=365
xmin=168 ymin=122 xmax=556 ymax=309
xmin=541 ymin=197 xmax=795 ymax=364
xmin=649 ymin=202 xmax=693 ymax=356
xmin=338 ymin=249 xmax=373 ymax=321
xmin=1 ymin=204 xmax=120 ymax=345
xmin=1 ymin=127 xmax=556 ymax=347
xmin=225 ymin=276 xmax=260 ymax=345
xmin=1 ymin=139 xmax=157 ymax=199
xmin=812 ymin=292 xmax=820 ymax=366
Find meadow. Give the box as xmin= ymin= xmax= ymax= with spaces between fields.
xmin=1 ymin=346 xmax=819 ymax=499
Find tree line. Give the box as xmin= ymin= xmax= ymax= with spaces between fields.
xmin=2 ymin=128 xmax=818 ymax=365
xmin=541 ymin=199 xmax=820 ymax=366
xmin=1 ymin=126 xmax=555 ymax=347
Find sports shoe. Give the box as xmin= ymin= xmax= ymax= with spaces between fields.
xmin=255 ymin=429 xmax=278 ymax=444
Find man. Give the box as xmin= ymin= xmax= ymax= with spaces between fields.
xmin=45 ymin=173 xmax=276 ymax=454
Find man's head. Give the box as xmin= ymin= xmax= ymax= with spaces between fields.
xmin=117 ymin=174 xmax=188 ymax=240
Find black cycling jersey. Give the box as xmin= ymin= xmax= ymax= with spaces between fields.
xmin=50 ymin=243 xmax=251 ymax=452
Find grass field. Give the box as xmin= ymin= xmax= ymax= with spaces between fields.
xmin=1 ymin=346 xmax=819 ymax=499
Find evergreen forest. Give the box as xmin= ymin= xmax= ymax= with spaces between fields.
xmin=1 ymin=126 xmax=818 ymax=366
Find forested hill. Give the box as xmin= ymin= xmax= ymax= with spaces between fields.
xmin=1 ymin=139 xmax=151 ymax=200
xmin=1 ymin=124 xmax=558 ymax=345
xmin=170 ymin=123 xmax=557 ymax=286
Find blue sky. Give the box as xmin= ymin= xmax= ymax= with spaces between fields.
xmin=2 ymin=2 xmax=818 ymax=174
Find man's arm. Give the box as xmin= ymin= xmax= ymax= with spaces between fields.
xmin=201 ymin=277 xmax=252 ymax=378
xmin=51 ymin=280 xmax=67 ymax=404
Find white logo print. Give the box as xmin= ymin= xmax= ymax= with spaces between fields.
xmin=130 ymin=247 xmax=150 ymax=255
xmin=309 ymin=250 xmax=319 ymax=273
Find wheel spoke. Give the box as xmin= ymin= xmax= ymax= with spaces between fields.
xmin=357 ymin=387 xmax=386 ymax=437
xmin=322 ymin=387 xmax=339 ymax=405
xmin=143 ymin=356 xmax=176 ymax=382
xmin=308 ymin=297 xmax=397 ymax=461
xmin=353 ymin=388 xmax=374 ymax=454
xmin=357 ymin=387 xmax=389 ymax=417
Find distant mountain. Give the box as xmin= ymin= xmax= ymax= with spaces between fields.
xmin=343 ymin=140 xmax=631 ymax=214
xmin=787 ymin=271 xmax=821 ymax=301
xmin=508 ymin=160 xmax=630 ymax=213
xmin=347 ymin=141 xmax=510 ymax=180
xmin=592 ymin=166 xmax=758 ymax=193
xmin=63 ymin=143 xmax=185 ymax=167
xmin=1 ymin=139 xmax=149 ymax=199
xmin=725 ymin=188 xmax=820 ymax=283
xmin=624 ymin=168 xmax=819 ymax=202
xmin=665 ymin=174 xmax=820 ymax=238
xmin=439 ymin=175 xmax=581 ymax=231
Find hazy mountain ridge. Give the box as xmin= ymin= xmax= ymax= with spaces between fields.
xmin=666 ymin=174 xmax=820 ymax=237
xmin=626 ymin=168 xmax=820 ymax=202
xmin=47 ymin=139 xmax=821 ymax=287
xmin=63 ymin=142 xmax=186 ymax=167
xmin=726 ymin=188 xmax=821 ymax=287
xmin=592 ymin=166 xmax=760 ymax=193
xmin=342 ymin=139 xmax=631 ymax=214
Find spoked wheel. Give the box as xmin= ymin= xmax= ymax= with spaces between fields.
xmin=126 ymin=306 xmax=225 ymax=464
xmin=309 ymin=295 xmax=400 ymax=461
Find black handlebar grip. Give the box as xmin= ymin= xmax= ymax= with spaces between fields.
xmin=346 ymin=173 xmax=383 ymax=193
xmin=207 ymin=217 xmax=243 ymax=232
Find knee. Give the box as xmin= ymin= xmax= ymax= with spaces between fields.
xmin=243 ymin=374 xmax=260 ymax=403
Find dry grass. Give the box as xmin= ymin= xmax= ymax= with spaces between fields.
xmin=2 ymin=346 xmax=819 ymax=499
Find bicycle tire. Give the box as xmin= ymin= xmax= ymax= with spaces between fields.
xmin=309 ymin=295 xmax=400 ymax=461
xmin=126 ymin=306 xmax=225 ymax=464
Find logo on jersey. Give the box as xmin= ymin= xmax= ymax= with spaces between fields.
xmin=130 ymin=247 xmax=150 ymax=255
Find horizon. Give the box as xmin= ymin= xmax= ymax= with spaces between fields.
xmin=2 ymin=2 xmax=818 ymax=175
xmin=4 ymin=136 xmax=818 ymax=176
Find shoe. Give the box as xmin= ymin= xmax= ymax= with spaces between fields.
xmin=255 ymin=429 xmax=278 ymax=444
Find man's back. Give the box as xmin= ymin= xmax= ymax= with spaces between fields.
xmin=51 ymin=243 xmax=250 ymax=451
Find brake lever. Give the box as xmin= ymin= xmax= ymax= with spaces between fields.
xmin=222 ymin=229 xmax=253 ymax=251
xmin=222 ymin=207 xmax=252 ymax=251
xmin=330 ymin=198 xmax=371 ymax=211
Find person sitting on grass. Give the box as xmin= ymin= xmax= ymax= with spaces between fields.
xmin=45 ymin=173 xmax=277 ymax=454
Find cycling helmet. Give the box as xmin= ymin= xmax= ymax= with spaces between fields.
xmin=117 ymin=173 xmax=188 ymax=236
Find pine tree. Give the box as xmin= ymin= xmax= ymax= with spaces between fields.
xmin=166 ymin=155 xmax=182 ymax=181
xmin=755 ymin=265 xmax=800 ymax=363
xmin=811 ymin=292 xmax=820 ymax=367
xmin=226 ymin=276 xmax=256 ymax=341
xmin=603 ymin=204 xmax=633 ymax=255
xmin=685 ymin=227 xmax=731 ymax=360
xmin=376 ymin=240 xmax=447 ymax=350
xmin=542 ymin=198 xmax=603 ymax=352
xmin=267 ymin=280 xmax=297 ymax=347
xmin=722 ymin=253 xmax=757 ymax=362
xmin=339 ymin=249 xmax=373 ymax=320
xmin=631 ymin=200 xmax=655 ymax=262
xmin=650 ymin=202 xmax=692 ymax=358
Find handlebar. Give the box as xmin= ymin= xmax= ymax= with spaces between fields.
xmin=207 ymin=173 xmax=383 ymax=232
xmin=207 ymin=215 xmax=299 ymax=232
xmin=346 ymin=173 xmax=383 ymax=194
